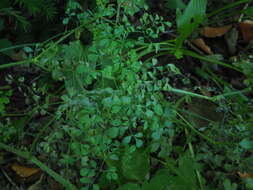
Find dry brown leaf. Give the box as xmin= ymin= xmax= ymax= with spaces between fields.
xmin=239 ymin=20 xmax=253 ymax=42
xmin=200 ymin=25 xmax=232 ymax=38
xmin=11 ymin=164 xmax=40 ymax=178
xmin=191 ymin=38 xmax=213 ymax=55
xmin=238 ymin=172 xmax=253 ymax=179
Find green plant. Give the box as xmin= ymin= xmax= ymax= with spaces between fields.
xmin=0 ymin=0 xmax=253 ymax=189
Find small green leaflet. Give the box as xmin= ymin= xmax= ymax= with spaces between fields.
xmin=239 ymin=139 xmax=253 ymax=150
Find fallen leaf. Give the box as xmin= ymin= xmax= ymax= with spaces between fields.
xmin=200 ymin=25 xmax=232 ymax=38
xmin=191 ymin=38 xmax=213 ymax=54
xmin=239 ymin=20 xmax=253 ymax=42
xmin=238 ymin=172 xmax=253 ymax=179
xmin=11 ymin=164 xmax=40 ymax=178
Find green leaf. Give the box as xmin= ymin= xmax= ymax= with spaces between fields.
xmin=109 ymin=154 xmax=119 ymax=160
xmin=176 ymin=0 xmax=207 ymax=51
xmin=239 ymin=139 xmax=253 ymax=150
xmin=165 ymin=0 xmax=185 ymax=9
xmin=146 ymin=109 xmax=154 ymax=118
xmin=80 ymin=168 xmax=90 ymax=176
xmin=102 ymin=66 xmax=114 ymax=79
xmin=80 ymin=177 xmax=92 ymax=184
xmin=151 ymin=130 xmax=162 ymax=140
xmin=107 ymin=127 xmax=119 ymax=139
xmin=244 ymin=6 xmax=253 ymax=16
xmin=121 ymin=96 xmax=131 ymax=104
xmin=154 ymin=104 xmax=163 ymax=116
xmin=23 ymin=46 xmax=33 ymax=53
xmin=117 ymin=183 xmax=140 ymax=190
xmin=93 ymin=184 xmax=100 ymax=190
xmin=135 ymin=139 xmax=143 ymax=148
xmin=167 ymin=64 xmax=181 ymax=75
xmin=169 ymin=152 xmax=200 ymax=190
xmin=223 ymin=179 xmax=237 ymax=190
xmin=142 ymin=169 xmax=172 ymax=190
xmin=135 ymin=133 xmax=143 ymax=138
xmin=88 ymin=54 xmax=98 ymax=62
xmin=122 ymin=136 xmax=132 ymax=145
xmin=178 ymin=153 xmax=199 ymax=186
xmin=121 ymin=148 xmax=150 ymax=181
xmin=0 ymin=97 xmax=9 ymax=104
xmin=76 ymin=64 xmax=87 ymax=74
xmin=60 ymin=154 xmax=75 ymax=165
xmin=245 ymin=178 xmax=253 ymax=189
xmin=119 ymin=0 xmax=146 ymax=16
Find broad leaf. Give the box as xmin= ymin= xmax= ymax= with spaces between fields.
xmin=121 ymin=148 xmax=150 ymax=181
xmin=239 ymin=139 xmax=253 ymax=150
xmin=142 ymin=169 xmax=173 ymax=190
xmin=117 ymin=183 xmax=140 ymax=190
xmin=175 ymin=0 xmax=207 ymax=57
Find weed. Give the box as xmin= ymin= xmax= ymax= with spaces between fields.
xmin=0 ymin=0 xmax=253 ymax=189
